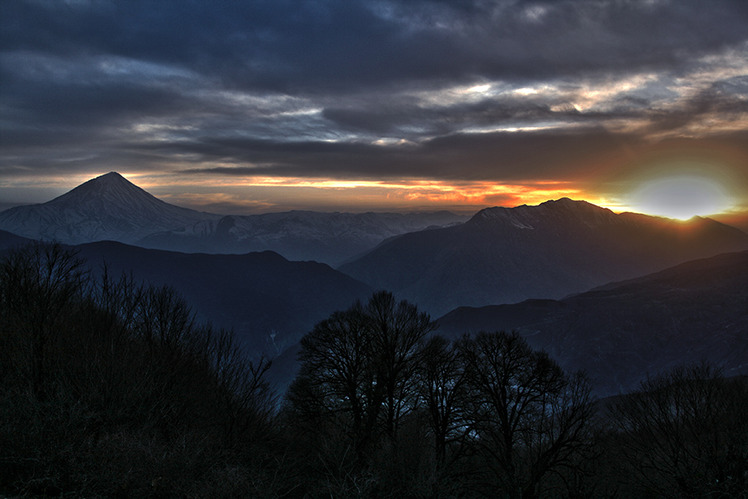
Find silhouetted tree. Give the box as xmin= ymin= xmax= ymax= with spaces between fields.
xmin=412 ymin=334 xmax=480 ymax=496
xmin=458 ymin=331 xmax=594 ymax=499
xmin=205 ymin=326 xmax=275 ymax=447
xmin=0 ymin=243 xmax=87 ymax=399
xmin=134 ymin=284 xmax=197 ymax=350
xmin=0 ymin=243 xmax=281 ymax=497
xmin=286 ymin=306 xmax=376 ymax=459
xmin=417 ymin=335 xmax=471 ymax=466
xmin=610 ymin=363 xmax=748 ymax=498
xmin=284 ymin=291 xmax=435 ymax=494
xmin=365 ymin=290 xmax=435 ymax=437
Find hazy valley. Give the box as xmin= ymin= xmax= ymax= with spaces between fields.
xmin=2 ymin=171 xmax=747 ymax=395
xmin=2 ymin=172 xmax=747 ymax=496
xmin=5 ymin=1 xmax=747 ymax=495
xmin=0 ymin=172 xmax=468 ymax=266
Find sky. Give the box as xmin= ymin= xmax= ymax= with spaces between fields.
xmin=1 ymin=0 xmax=747 ymax=222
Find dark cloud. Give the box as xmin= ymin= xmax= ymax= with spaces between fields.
xmin=321 ymin=97 xmax=570 ymax=136
xmin=644 ymin=76 xmax=748 ymax=133
xmin=3 ymin=0 xmax=747 ymax=91
xmin=1 ymin=0 xmax=747 ymax=209
xmin=172 ymin=127 xmax=644 ymax=182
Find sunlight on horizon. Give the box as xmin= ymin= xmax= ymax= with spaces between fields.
xmin=147 ymin=175 xmax=591 ymax=213
xmin=625 ymin=175 xmax=733 ymax=220
xmin=3 ymin=170 xmax=741 ymax=220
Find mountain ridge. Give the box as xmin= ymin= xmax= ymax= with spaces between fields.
xmin=468 ymin=197 xmax=618 ymax=227
xmin=436 ymin=250 xmax=748 ymax=396
xmin=0 ymin=172 xmax=467 ymax=264
xmin=69 ymin=240 xmax=373 ymax=356
xmin=140 ymin=209 xmax=468 ymax=265
xmin=340 ymin=198 xmax=748 ymax=315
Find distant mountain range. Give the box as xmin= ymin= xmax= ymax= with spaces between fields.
xmin=2 ymin=171 xmax=747 ymax=396
xmin=437 ymin=250 xmax=748 ymax=396
xmin=140 ymin=210 xmax=467 ymax=266
xmin=0 ymin=172 xmax=467 ymax=265
xmin=341 ymin=199 xmax=748 ymax=315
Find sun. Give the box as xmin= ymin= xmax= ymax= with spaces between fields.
xmin=627 ymin=175 xmax=732 ymax=220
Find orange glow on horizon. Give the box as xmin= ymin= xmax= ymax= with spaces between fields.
xmin=143 ymin=175 xmax=605 ymax=212
xmin=4 ymin=170 xmax=744 ymax=220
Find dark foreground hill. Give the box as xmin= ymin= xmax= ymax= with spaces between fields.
xmin=5 ymin=243 xmax=744 ymax=498
xmin=437 ymin=250 xmax=748 ymax=396
xmin=340 ymin=198 xmax=748 ymax=316
xmin=0 ymin=229 xmax=33 ymax=249
xmin=71 ymin=241 xmax=372 ymax=356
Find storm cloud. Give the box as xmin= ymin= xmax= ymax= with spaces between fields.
xmin=1 ymin=0 xmax=747 ymax=212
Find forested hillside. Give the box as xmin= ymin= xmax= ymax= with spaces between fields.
xmin=1 ymin=244 xmax=746 ymax=497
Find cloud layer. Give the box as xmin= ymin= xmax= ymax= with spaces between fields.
xmin=1 ymin=0 xmax=747 ymax=212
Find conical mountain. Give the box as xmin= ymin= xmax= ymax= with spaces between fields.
xmin=0 ymin=172 xmax=468 ymax=262
xmin=0 ymin=172 xmax=219 ymax=244
xmin=339 ymin=198 xmax=748 ymax=315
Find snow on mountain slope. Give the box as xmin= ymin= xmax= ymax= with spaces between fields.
xmin=0 ymin=172 xmax=468 ymax=263
xmin=0 ymin=172 xmax=219 ymax=244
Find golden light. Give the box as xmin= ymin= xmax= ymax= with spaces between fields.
xmin=148 ymin=174 xmax=590 ymax=213
xmin=627 ymin=175 xmax=733 ymax=220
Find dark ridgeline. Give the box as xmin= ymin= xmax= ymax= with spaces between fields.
xmin=438 ymin=250 xmax=748 ymax=396
xmin=1 ymin=230 xmax=374 ymax=361
xmin=2 ymin=174 xmax=747 ymax=495
xmin=2 ymin=246 xmax=745 ymax=497
xmin=71 ymin=240 xmax=373 ymax=357
xmin=0 ymin=228 xmax=33 ymax=250
xmin=340 ymin=198 xmax=748 ymax=316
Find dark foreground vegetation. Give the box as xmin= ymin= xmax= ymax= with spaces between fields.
xmin=1 ymin=244 xmax=746 ymax=498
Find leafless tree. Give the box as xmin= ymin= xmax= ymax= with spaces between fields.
xmin=610 ymin=363 xmax=748 ymax=498
xmin=458 ymin=331 xmax=595 ymax=499
xmin=365 ymin=291 xmax=435 ymax=437
xmin=417 ymin=335 xmax=471 ymax=466
xmin=285 ymin=291 xmax=434 ymax=471
xmin=0 ymin=243 xmax=87 ymax=399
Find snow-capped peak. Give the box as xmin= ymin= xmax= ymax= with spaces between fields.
xmin=0 ymin=172 xmax=219 ymax=244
